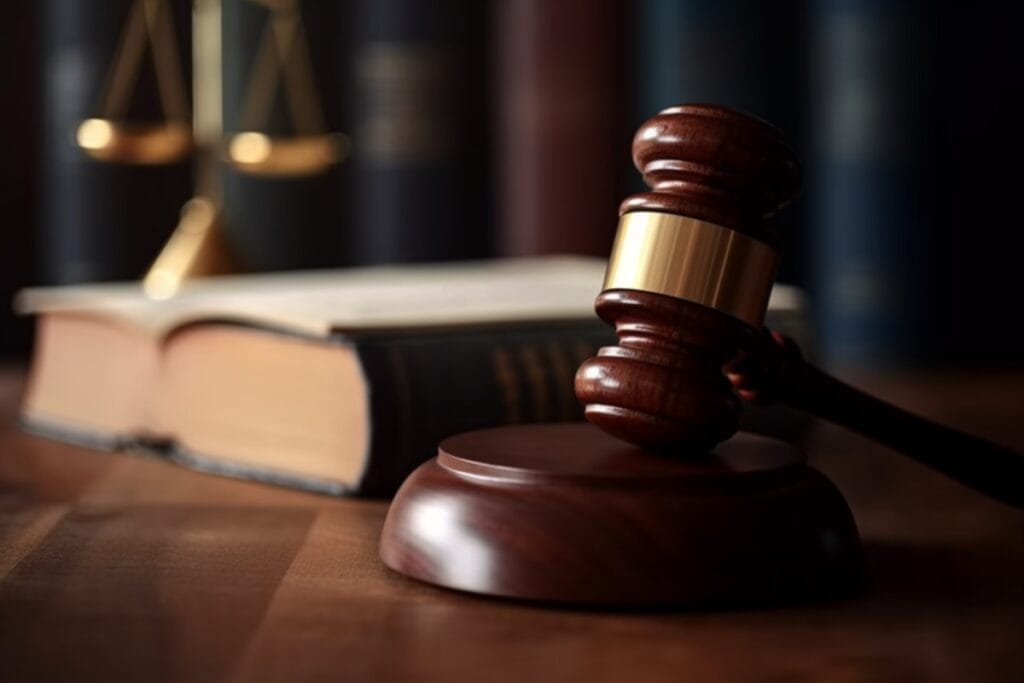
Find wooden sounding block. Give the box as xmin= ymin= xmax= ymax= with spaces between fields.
xmin=381 ymin=105 xmax=863 ymax=607
xmin=380 ymin=424 xmax=859 ymax=606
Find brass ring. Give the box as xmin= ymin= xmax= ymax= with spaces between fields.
xmin=602 ymin=211 xmax=777 ymax=327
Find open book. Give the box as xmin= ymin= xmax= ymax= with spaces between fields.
xmin=18 ymin=257 xmax=809 ymax=496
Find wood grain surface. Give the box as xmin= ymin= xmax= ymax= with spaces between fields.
xmin=1 ymin=367 xmax=1023 ymax=682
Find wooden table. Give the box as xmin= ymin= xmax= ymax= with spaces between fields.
xmin=1 ymin=368 xmax=1022 ymax=682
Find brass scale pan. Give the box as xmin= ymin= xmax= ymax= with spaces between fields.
xmin=78 ymin=0 xmax=344 ymax=177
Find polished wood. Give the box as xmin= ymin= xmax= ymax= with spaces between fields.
xmin=577 ymin=105 xmax=799 ymax=449
xmin=729 ymin=331 xmax=1024 ymax=509
xmin=576 ymin=289 xmax=752 ymax=449
xmin=2 ymin=369 xmax=1024 ymax=681
xmin=622 ymin=104 xmax=800 ymax=241
xmin=380 ymin=423 xmax=859 ymax=606
xmin=384 ymin=106 xmax=837 ymax=604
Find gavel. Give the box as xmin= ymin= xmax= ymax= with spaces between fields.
xmin=576 ymin=104 xmax=1024 ymax=510
xmin=381 ymin=104 xmax=1023 ymax=608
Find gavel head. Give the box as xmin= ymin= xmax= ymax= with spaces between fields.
xmin=574 ymin=105 xmax=800 ymax=452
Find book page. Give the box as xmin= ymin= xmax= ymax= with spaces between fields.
xmin=16 ymin=256 xmax=805 ymax=339
xmin=16 ymin=258 xmax=606 ymax=338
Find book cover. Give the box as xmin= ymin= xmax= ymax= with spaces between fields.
xmin=808 ymin=0 xmax=937 ymax=366
xmin=346 ymin=0 xmax=491 ymax=264
xmin=495 ymin=0 xmax=626 ymax=258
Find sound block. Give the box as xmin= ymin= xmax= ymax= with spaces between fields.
xmin=380 ymin=423 xmax=861 ymax=607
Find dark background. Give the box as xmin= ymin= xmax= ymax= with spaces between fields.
xmin=2 ymin=0 xmax=1022 ymax=369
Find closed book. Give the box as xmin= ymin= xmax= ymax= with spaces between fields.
xmin=347 ymin=0 xmax=490 ymax=264
xmin=38 ymin=0 xmax=193 ymax=284
xmin=1 ymin=0 xmax=37 ymax=356
xmin=18 ymin=258 xmax=614 ymax=496
xmin=632 ymin=0 xmax=802 ymax=130
xmin=495 ymin=0 xmax=626 ymax=258
xmin=808 ymin=0 xmax=937 ymax=366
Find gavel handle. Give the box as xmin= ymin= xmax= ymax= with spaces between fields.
xmin=732 ymin=332 xmax=1024 ymax=510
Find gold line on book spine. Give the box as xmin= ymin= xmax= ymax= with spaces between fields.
xmin=518 ymin=346 xmax=550 ymax=422
xmin=570 ymin=342 xmax=595 ymax=369
xmin=544 ymin=341 xmax=574 ymax=421
xmin=387 ymin=348 xmax=414 ymax=449
xmin=491 ymin=348 xmax=521 ymax=425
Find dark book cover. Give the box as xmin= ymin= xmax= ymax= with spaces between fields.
xmin=346 ymin=0 xmax=491 ymax=264
xmin=931 ymin=3 xmax=1024 ymax=365
xmin=495 ymin=0 xmax=627 ymax=258
xmin=350 ymin=322 xmax=613 ymax=495
xmin=220 ymin=0 xmax=351 ymax=271
xmin=38 ymin=0 xmax=193 ymax=284
xmin=1 ymin=0 xmax=38 ymax=356
xmin=807 ymin=0 xmax=938 ymax=366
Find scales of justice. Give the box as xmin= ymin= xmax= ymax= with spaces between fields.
xmin=73 ymin=0 xmax=348 ymax=297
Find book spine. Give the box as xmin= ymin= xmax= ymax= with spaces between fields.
xmin=808 ymin=0 xmax=936 ymax=366
xmin=632 ymin=0 xmax=806 ymax=284
xmin=353 ymin=322 xmax=614 ymax=496
xmin=38 ymin=0 xmax=193 ymax=284
xmin=1 ymin=1 xmax=38 ymax=355
xmin=495 ymin=0 xmax=626 ymax=258
xmin=633 ymin=0 xmax=802 ymax=123
xmin=933 ymin=6 xmax=1021 ymax=364
xmin=346 ymin=0 xmax=491 ymax=264
xmin=220 ymin=0 xmax=350 ymax=270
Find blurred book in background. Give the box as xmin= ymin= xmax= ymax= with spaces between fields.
xmin=495 ymin=0 xmax=626 ymax=258
xmin=38 ymin=0 xmax=194 ymax=284
xmin=931 ymin=2 xmax=1024 ymax=366
xmin=0 ymin=0 xmax=38 ymax=355
xmin=808 ymin=0 xmax=938 ymax=368
xmin=347 ymin=0 xmax=491 ymax=264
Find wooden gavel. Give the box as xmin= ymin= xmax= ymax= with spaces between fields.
xmin=576 ymin=104 xmax=1024 ymax=509
xmin=382 ymin=104 xmax=1017 ymax=607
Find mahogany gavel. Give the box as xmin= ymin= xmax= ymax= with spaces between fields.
xmin=381 ymin=104 xmax=1022 ymax=608
xmin=576 ymin=104 xmax=1024 ymax=509
xmin=576 ymin=104 xmax=797 ymax=450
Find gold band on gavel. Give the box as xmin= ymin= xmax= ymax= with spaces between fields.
xmin=602 ymin=211 xmax=778 ymax=327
